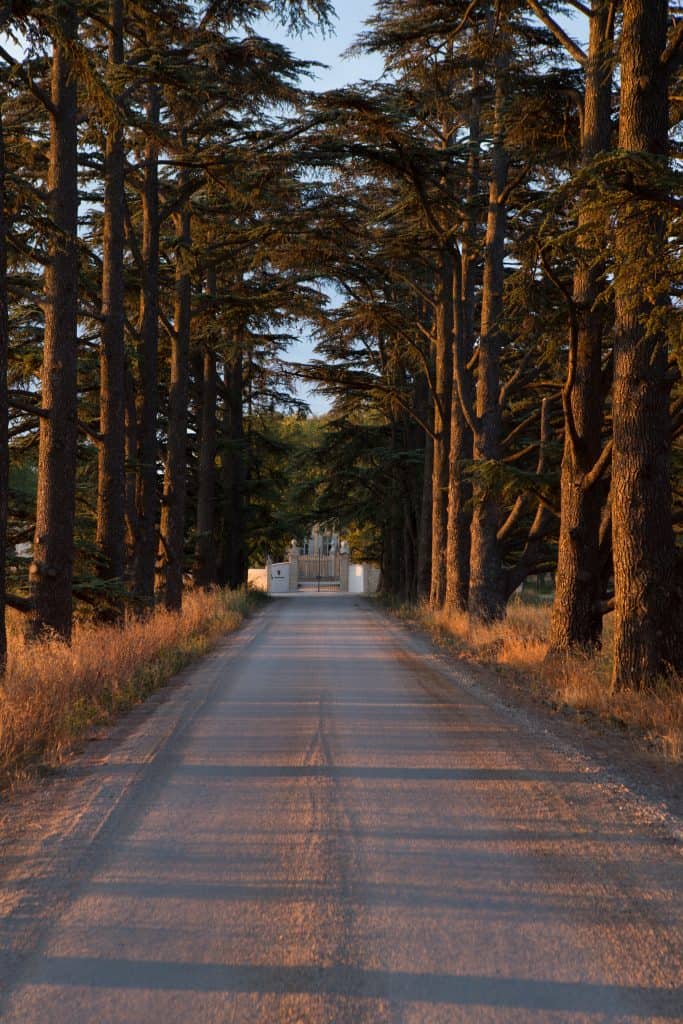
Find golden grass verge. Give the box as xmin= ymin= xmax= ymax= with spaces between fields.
xmin=0 ymin=587 xmax=257 ymax=790
xmin=413 ymin=600 xmax=682 ymax=763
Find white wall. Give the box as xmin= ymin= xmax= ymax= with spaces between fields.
xmin=349 ymin=563 xmax=366 ymax=594
xmin=349 ymin=564 xmax=380 ymax=595
xmin=248 ymin=568 xmax=267 ymax=592
xmin=269 ymin=562 xmax=290 ymax=594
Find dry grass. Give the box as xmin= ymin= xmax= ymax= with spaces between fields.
xmin=0 ymin=588 xmax=255 ymax=789
xmin=416 ymin=600 xmax=683 ymax=763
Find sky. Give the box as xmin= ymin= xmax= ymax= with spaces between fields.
xmin=253 ymin=2 xmax=383 ymax=415
xmin=254 ymin=1 xmax=383 ymax=91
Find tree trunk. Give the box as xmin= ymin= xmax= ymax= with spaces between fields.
xmin=445 ymin=81 xmax=479 ymax=614
xmin=29 ymin=2 xmax=79 ymax=640
xmin=195 ymin=342 xmax=217 ymax=588
xmin=504 ymin=398 xmax=555 ymax=597
xmin=385 ymin=415 xmax=403 ymax=597
xmin=444 ymin=249 xmax=472 ymax=614
xmin=219 ymin=347 xmax=246 ymax=589
xmin=549 ymin=0 xmax=613 ymax=654
xmin=416 ymin=429 xmax=433 ymax=600
xmin=157 ymin=198 xmax=191 ymax=611
xmin=611 ymin=0 xmax=681 ymax=687
xmin=194 ymin=264 xmax=218 ymax=588
xmin=403 ymin=406 xmax=423 ymax=601
xmin=429 ymin=248 xmax=453 ymax=608
xmin=133 ymin=86 xmax=160 ymax=605
xmin=401 ymin=466 xmax=419 ymax=602
xmin=469 ymin=64 xmax=509 ymax=623
xmin=124 ymin=359 xmax=138 ymax=572
xmin=96 ymin=0 xmax=126 ymax=589
xmin=0 ymin=106 xmax=9 ymax=670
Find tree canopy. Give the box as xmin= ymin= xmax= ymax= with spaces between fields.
xmin=0 ymin=0 xmax=680 ymax=691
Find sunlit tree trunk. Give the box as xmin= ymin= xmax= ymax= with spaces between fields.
xmin=469 ymin=62 xmax=509 ymax=623
xmin=445 ymin=249 xmax=472 ymax=614
xmin=429 ymin=248 xmax=453 ymax=608
xmin=96 ymin=0 xmax=126 ymax=589
xmin=611 ymin=0 xmax=681 ymax=687
xmin=549 ymin=0 xmax=614 ymax=654
xmin=30 ymin=1 xmax=79 ymax=639
xmin=195 ymin=344 xmax=218 ymax=586
xmin=219 ymin=345 xmax=246 ymax=589
xmin=0 ymin=105 xmax=8 ymax=669
xmin=195 ymin=269 xmax=218 ymax=588
xmin=133 ymin=86 xmax=160 ymax=605
xmin=157 ymin=196 xmax=191 ymax=610
xmin=124 ymin=360 xmax=138 ymax=572
xmin=445 ymin=81 xmax=479 ymax=613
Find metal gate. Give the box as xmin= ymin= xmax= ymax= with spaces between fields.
xmin=297 ymin=554 xmax=341 ymax=591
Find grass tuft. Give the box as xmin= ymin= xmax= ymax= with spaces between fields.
xmin=416 ymin=600 xmax=682 ymax=763
xmin=0 ymin=587 xmax=258 ymax=790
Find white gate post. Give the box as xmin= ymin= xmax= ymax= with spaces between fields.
xmin=288 ymin=541 xmax=299 ymax=593
xmin=339 ymin=553 xmax=349 ymax=592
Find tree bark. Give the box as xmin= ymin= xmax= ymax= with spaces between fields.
xmin=157 ymin=196 xmax=191 ymax=611
xmin=383 ymin=415 xmax=403 ymax=596
xmin=445 ymin=80 xmax=479 ymax=614
xmin=133 ymin=86 xmax=161 ymax=605
xmin=469 ymin=62 xmax=509 ymax=623
xmin=444 ymin=248 xmax=472 ymax=614
xmin=416 ymin=428 xmax=433 ymax=600
xmin=611 ymin=0 xmax=681 ymax=687
xmin=413 ymin=338 xmax=433 ymax=601
xmin=429 ymin=248 xmax=453 ymax=608
xmin=401 ymin=444 xmax=419 ymax=601
xmin=0 ymin=105 xmax=9 ymax=669
xmin=96 ymin=0 xmax=126 ymax=589
xmin=402 ymin=389 xmax=424 ymax=602
xmin=195 ymin=337 xmax=218 ymax=587
xmin=194 ymin=263 xmax=218 ymax=588
xmin=549 ymin=0 xmax=614 ymax=654
xmin=219 ymin=347 xmax=246 ymax=589
xmin=124 ymin=359 xmax=138 ymax=572
xmin=29 ymin=1 xmax=79 ymax=640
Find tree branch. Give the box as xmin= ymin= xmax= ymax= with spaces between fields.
xmin=9 ymin=396 xmax=48 ymax=419
xmin=497 ymin=495 xmax=526 ymax=544
xmin=78 ymin=420 xmax=103 ymax=444
xmin=661 ymin=18 xmax=683 ymax=72
xmin=594 ymin=595 xmax=615 ymax=616
xmin=499 ymin=341 xmax=539 ymax=408
xmin=564 ymin=0 xmax=591 ymax=15
xmin=540 ymin=247 xmax=581 ymax=459
xmin=0 ymin=44 xmax=57 ymax=116
xmin=499 ymin=162 xmax=530 ymax=207
xmin=524 ymin=0 xmax=588 ymax=66
xmin=584 ymin=439 xmax=612 ymax=491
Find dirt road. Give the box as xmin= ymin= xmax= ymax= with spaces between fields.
xmin=0 ymin=596 xmax=681 ymax=1022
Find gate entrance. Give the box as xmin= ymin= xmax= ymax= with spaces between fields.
xmin=252 ymin=525 xmax=379 ymax=595
xmin=296 ymin=553 xmax=342 ymax=592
